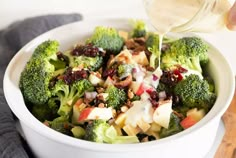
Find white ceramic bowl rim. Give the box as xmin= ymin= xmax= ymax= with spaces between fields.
xmin=3 ymin=18 xmax=235 ymax=153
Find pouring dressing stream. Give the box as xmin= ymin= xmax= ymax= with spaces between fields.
xmin=144 ymin=0 xmax=231 ymax=68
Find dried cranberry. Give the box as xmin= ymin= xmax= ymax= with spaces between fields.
xmin=72 ymin=70 xmax=88 ymax=80
xmin=176 ymin=65 xmax=188 ymax=73
xmin=49 ymin=76 xmax=58 ymax=88
xmin=57 ymin=52 xmax=69 ymax=65
xmin=71 ymin=43 xmax=101 ymax=57
xmin=62 ymin=68 xmax=88 ymax=85
xmin=160 ymin=70 xmax=179 ymax=86
xmin=102 ymin=68 xmax=116 ymax=78
xmin=172 ymin=95 xmax=180 ymax=107
xmin=173 ymin=69 xmax=183 ymax=81
xmin=63 ymin=75 xmax=73 ymax=85
xmin=149 ymin=91 xmax=159 ymax=101
xmin=172 ymin=66 xmax=187 ymax=81
xmin=149 ymin=99 xmax=159 ymax=108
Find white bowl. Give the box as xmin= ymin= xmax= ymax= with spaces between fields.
xmin=3 ymin=19 xmax=235 ymax=158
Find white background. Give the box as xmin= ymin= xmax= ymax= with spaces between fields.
xmin=0 ymin=0 xmax=235 ymax=75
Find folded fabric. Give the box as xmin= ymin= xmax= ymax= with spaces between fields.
xmin=0 ymin=13 xmax=82 ymax=158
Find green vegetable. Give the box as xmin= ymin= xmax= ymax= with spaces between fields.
xmin=156 ymin=82 xmax=171 ymax=94
xmin=105 ymin=85 xmax=127 ymax=110
xmin=51 ymin=79 xmax=94 ymax=117
xmin=84 ymin=120 xmax=139 ymax=143
xmin=131 ymin=20 xmax=147 ymax=38
xmin=71 ymin=126 xmax=86 ymax=139
xmin=68 ymin=54 xmax=103 ymax=71
xmin=148 ymin=45 xmax=160 ymax=69
xmin=161 ymin=37 xmax=209 ymax=74
xmin=130 ymin=95 xmax=141 ymax=102
xmin=146 ymin=33 xmax=159 ymax=48
xmin=159 ymin=113 xmax=183 ymax=138
xmin=19 ymin=40 xmax=65 ymax=105
xmin=86 ymin=26 xmax=124 ymax=54
xmin=117 ymin=64 xmax=133 ymax=79
xmin=31 ymin=104 xmax=58 ymax=122
xmin=146 ymin=33 xmax=174 ymax=48
xmin=49 ymin=116 xmax=71 ymax=135
xmin=174 ymin=74 xmax=216 ymax=112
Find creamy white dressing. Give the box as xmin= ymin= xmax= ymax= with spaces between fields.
xmin=88 ymin=107 xmax=113 ymax=120
xmin=144 ymin=0 xmax=231 ymax=33
xmin=182 ymin=69 xmax=203 ymax=79
xmin=145 ymin=0 xmax=202 ymax=34
xmin=143 ymin=67 xmax=163 ymax=88
xmin=125 ymin=95 xmax=154 ymax=127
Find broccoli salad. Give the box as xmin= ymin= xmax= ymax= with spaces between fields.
xmin=19 ymin=20 xmax=216 ymax=143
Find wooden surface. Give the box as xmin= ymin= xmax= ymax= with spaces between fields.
xmin=215 ymin=84 xmax=236 ymax=158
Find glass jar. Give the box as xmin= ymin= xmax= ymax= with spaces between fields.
xmin=143 ymin=0 xmax=234 ymax=34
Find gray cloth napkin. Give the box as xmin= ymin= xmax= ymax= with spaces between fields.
xmin=0 ymin=13 xmax=82 ymax=158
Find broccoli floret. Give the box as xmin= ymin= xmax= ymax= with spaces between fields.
xmin=159 ymin=113 xmax=183 ymax=138
xmin=156 ymin=82 xmax=171 ymax=94
xmin=117 ymin=64 xmax=133 ymax=79
xmin=146 ymin=33 xmax=159 ymax=48
xmin=84 ymin=120 xmax=139 ymax=143
xmin=174 ymin=74 xmax=216 ymax=112
xmin=131 ymin=20 xmax=147 ymax=38
xmin=148 ymin=46 xmax=160 ymax=69
xmin=105 ymin=85 xmax=127 ymax=110
xmin=86 ymin=26 xmax=124 ymax=54
xmin=145 ymin=33 xmax=160 ymax=69
xmin=69 ymin=55 xmax=103 ymax=71
xmin=19 ymin=40 xmax=66 ymax=105
xmin=161 ymin=37 xmax=209 ymax=74
xmin=51 ymin=79 xmax=94 ymax=117
xmin=31 ymin=104 xmax=58 ymax=122
xmin=48 ymin=116 xmax=72 ymax=135
xmin=84 ymin=120 xmax=109 ymax=143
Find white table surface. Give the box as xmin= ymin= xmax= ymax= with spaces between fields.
xmin=0 ymin=0 xmax=235 ymax=75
